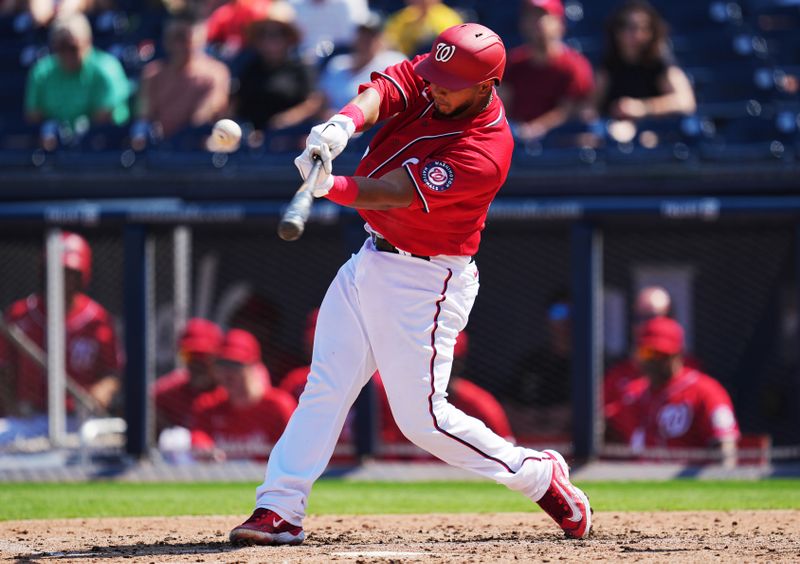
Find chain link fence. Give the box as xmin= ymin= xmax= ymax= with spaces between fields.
xmin=1 ymin=213 xmax=798 ymax=468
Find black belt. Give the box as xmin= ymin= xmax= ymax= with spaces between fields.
xmin=371 ymin=234 xmax=431 ymax=261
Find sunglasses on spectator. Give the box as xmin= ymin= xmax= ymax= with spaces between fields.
xmin=619 ymin=21 xmax=651 ymax=33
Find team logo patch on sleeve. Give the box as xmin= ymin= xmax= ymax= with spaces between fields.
xmin=421 ymin=161 xmax=455 ymax=191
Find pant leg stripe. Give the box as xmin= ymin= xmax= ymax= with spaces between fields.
xmin=426 ymin=269 xmax=529 ymax=474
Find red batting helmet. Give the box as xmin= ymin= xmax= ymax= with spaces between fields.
xmin=413 ymin=23 xmax=506 ymax=91
xmin=61 ymin=231 xmax=92 ymax=287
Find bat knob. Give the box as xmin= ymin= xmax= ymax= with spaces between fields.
xmin=278 ymin=217 xmax=304 ymax=241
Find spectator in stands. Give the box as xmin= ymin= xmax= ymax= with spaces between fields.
xmin=191 ymin=328 xmax=297 ymax=460
xmin=153 ymin=318 xmax=224 ymax=432
xmin=506 ymin=292 xmax=572 ymax=436
xmin=502 ymin=0 xmax=595 ymax=141
xmin=25 ymin=13 xmax=130 ymax=130
xmin=290 ymin=0 xmax=369 ymax=60
xmin=383 ymin=0 xmax=462 ymax=57
xmin=375 ymin=331 xmax=514 ymax=453
xmin=234 ymin=2 xmax=325 ymax=132
xmin=138 ymin=10 xmax=231 ymax=140
xmin=206 ymin=0 xmax=271 ymax=58
xmin=592 ymin=0 xmax=695 ymax=122
xmin=0 ymin=232 xmax=122 ymax=423
xmin=3 ymin=0 xmax=110 ymax=28
xmin=630 ymin=317 xmax=739 ymax=467
xmin=319 ymin=10 xmax=406 ymax=115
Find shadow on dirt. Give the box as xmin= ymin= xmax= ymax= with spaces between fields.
xmin=12 ymin=540 xmax=250 ymax=561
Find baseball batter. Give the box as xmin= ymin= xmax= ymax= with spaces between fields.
xmin=230 ymin=23 xmax=591 ymax=545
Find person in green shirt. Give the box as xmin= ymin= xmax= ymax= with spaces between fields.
xmin=25 ymin=12 xmax=131 ymax=129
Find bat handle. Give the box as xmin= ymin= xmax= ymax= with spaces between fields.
xmin=277 ymin=157 xmax=323 ymax=242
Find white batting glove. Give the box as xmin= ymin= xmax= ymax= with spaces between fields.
xmin=294 ymin=143 xmax=335 ymax=197
xmin=308 ymin=114 xmax=356 ymax=158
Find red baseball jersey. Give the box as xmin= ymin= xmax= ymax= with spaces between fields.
xmin=191 ymin=386 xmax=297 ymax=458
xmin=634 ymin=367 xmax=740 ymax=448
xmin=153 ymin=367 xmax=224 ymax=429
xmin=504 ymin=45 xmax=595 ymax=122
xmin=355 ymin=55 xmax=515 ymax=257
xmin=603 ymin=358 xmax=649 ymax=443
xmin=0 ymin=293 xmax=122 ymax=413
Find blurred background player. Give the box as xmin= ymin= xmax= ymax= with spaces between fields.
xmin=153 ymin=317 xmax=224 ymax=433
xmin=604 ymin=285 xmax=671 ymax=443
xmin=630 ymin=316 xmax=739 ymax=467
xmin=25 ymin=12 xmax=130 ymax=131
xmin=279 ymin=308 xmax=319 ymax=401
xmin=0 ymin=232 xmax=122 ymax=437
xmin=501 ymin=0 xmax=594 ymax=141
xmin=592 ymin=0 xmax=695 ymax=122
xmin=375 ymin=331 xmax=514 ymax=454
xmin=191 ymin=328 xmax=296 ymax=460
xmin=604 ymin=286 xmax=704 ymax=443
xmin=506 ymin=293 xmax=572 ymax=437
xmin=137 ymin=10 xmax=231 ymax=141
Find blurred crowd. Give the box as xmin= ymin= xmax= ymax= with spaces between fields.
xmin=2 ymin=0 xmax=796 ymax=157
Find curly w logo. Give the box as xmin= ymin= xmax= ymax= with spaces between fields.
xmin=434 ymin=43 xmax=456 ymax=62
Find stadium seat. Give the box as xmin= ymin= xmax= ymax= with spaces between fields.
xmin=699 ymin=113 xmax=793 ymax=161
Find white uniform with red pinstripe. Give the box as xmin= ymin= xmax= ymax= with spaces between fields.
xmin=252 ymin=56 xmax=555 ymax=526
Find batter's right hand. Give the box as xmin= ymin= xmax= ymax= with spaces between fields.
xmin=294 ymin=143 xmax=334 ymax=197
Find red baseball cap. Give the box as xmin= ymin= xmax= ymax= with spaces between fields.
xmin=219 ymin=328 xmax=261 ymax=365
xmin=637 ymin=317 xmax=684 ymax=356
xmin=179 ymin=318 xmax=223 ymax=356
xmin=525 ymin=0 xmax=565 ymax=18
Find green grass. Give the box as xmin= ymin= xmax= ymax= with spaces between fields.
xmin=1 ymin=480 xmax=799 ymax=521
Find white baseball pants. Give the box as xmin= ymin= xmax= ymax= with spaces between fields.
xmin=255 ymin=237 xmax=553 ymax=525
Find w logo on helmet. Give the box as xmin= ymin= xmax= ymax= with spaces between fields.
xmin=434 ymin=42 xmax=456 ymax=62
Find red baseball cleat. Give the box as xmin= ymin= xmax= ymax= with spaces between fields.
xmin=536 ymin=449 xmax=592 ymax=539
xmin=229 ymin=508 xmax=305 ymax=546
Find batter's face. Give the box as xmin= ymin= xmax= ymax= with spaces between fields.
xmin=429 ymin=81 xmax=493 ymax=119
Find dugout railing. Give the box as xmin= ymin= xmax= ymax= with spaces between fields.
xmin=0 ymin=195 xmax=799 ymax=466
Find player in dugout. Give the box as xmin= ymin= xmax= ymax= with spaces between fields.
xmin=0 ymin=232 xmax=122 ymax=440
xmin=629 ymin=317 xmax=740 ymax=468
xmin=230 ymin=23 xmax=591 ymax=546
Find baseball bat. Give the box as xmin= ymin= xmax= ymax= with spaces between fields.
xmin=277 ymin=157 xmax=323 ymax=242
xmin=0 ymin=316 xmax=109 ymax=416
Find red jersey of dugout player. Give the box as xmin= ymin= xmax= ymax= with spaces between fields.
xmin=604 ymin=286 xmax=703 ymax=443
xmin=0 ymin=232 xmax=122 ymax=418
xmin=191 ymin=328 xmax=297 ymax=460
xmin=628 ymin=317 xmax=740 ymax=467
xmin=153 ymin=318 xmax=224 ymax=433
xmin=374 ymin=330 xmax=514 ymax=457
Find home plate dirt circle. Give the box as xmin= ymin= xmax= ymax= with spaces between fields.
xmin=1 ymin=511 xmax=798 ymax=563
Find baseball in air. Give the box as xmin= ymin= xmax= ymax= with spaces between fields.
xmin=209 ymin=119 xmax=242 ymax=153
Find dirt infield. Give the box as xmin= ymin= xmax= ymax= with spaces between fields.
xmin=1 ymin=511 xmax=799 ymax=563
